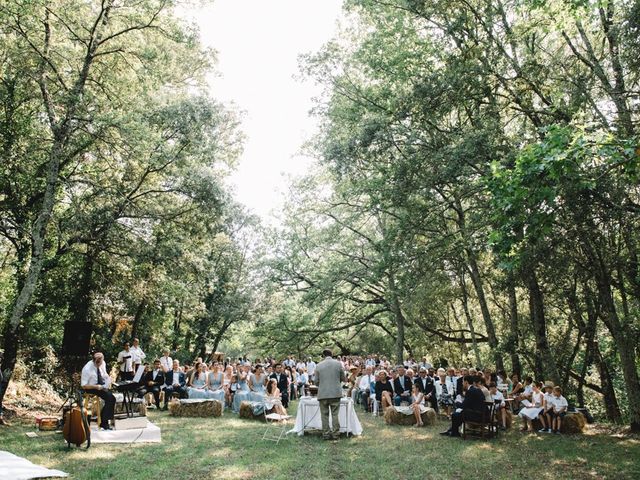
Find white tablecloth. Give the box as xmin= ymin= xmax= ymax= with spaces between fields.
xmin=291 ymin=397 xmax=363 ymax=436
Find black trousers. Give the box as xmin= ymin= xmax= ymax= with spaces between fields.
xmin=84 ymin=388 xmax=115 ymax=429
xmin=120 ymin=371 xmax=134 ymax=381
xmin=281 ymin=389 xmax=289 ymax=408
xmin=451 ymin=409 xmax=484 ymax=434
xmin=164 ymin=385 xmax=187 ymax=405
xmin=137 ymin=385 xmax=161 ymax=407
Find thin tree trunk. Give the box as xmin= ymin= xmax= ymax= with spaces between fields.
xmin=507 ymin=275 xmax=522 ymax=376
xmin=459 ymin=279 xmax=482 ymax=368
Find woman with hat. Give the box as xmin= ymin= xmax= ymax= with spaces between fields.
xmin=538 ymin=381 xmax=555 ymax=433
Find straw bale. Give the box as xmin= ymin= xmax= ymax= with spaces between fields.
xmin=169 ymin=399 xmax=222 ymax=417
xmin=383 ymin=407 xmax=436 ymax=426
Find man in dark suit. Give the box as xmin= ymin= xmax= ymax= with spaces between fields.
xmin=270 ymin=363 xmax=289 ymax=408
xmin=163 ymin=359 xmax=187 ymax=410
xmin=137 ymin=359 xmax=165 ymax=409
xmin=414 ymin=367 xmax=438 ymax=412
xmin=393 ymin=366 xmax=413 ymax=406
xmin=441 ymin=375 xmax=486 ymax=437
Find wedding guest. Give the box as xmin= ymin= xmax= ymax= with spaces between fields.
xmin=393 ymin=366 xmax=412 ymax=406
xmin=159 ymin=348 xmax=173 ymax=373
xmin=489 ymin=382 xmax=507 ymax=430
xmin=265 ymin=378 xmax=287 ymax=416
xmin=137 ymin=359 xmax=164 ymax=409
xmin=270 ymin=363 xmax=289 ymax=409
xmin=375 ymin=370 xmax=394 ymax=410
xmin=164 ymin=359 xmax=187 ymax=409
xmin=518 ymin=381 xmax=544 ymax=432
xmin=207 ymin=362 xmax=226 ymax=404
xmin=249 ymin=364 xmax=268 ymax=402
xmin=539 ymin=381 xmax=555 ymax=433
xmin=410 ymin=383 xmax=426 ymax=427
xmin=550 ymin=386 xmax=568 ymax=434
xmin=187 ymin=362 xmax=209 ymax=399
xmin=130 ymin=338 xmax=146 ymax=372
xmin=440 ymin=375 xmax=486 ymax=437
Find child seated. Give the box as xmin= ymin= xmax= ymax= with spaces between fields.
xmin=489 ymin=383 xmax=507 ymax=430
xmin=539 ymin=381 xmax=555 ymax=433
xmin=550 ymin=386 xmax=568 ymax=434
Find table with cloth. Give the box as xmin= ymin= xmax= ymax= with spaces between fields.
xmin=291 ymin=396 xmax=363 ymax=436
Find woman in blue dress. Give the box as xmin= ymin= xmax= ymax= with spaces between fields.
xmin=232 ymin=365 xmax=251 ymax=412
xmin=187 ymin=363 xmax=209 ymax=399
xmin=248 ymin=364 xmax=267 ymax=402
xmin=207 ymin=362 xmax=226 ymax=405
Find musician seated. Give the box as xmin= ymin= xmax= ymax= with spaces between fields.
xmin=80 ymin=352 xmax=115 ymax=430
xmin=137 ymin=360 xmax=165 ymax=409
xmin=163 ymin=359 xmax=187 ymax=410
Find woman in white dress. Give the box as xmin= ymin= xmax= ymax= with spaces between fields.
xmin=265 ymin=378 xmax=287 ymax=416
xmin=518 ymin=381 xmax=544 ymax=432
xmin=410 ymin=384 xmax=426 ymax=427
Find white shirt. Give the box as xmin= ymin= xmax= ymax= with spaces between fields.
xmin=551 ymin=395 xmax=568 ymax=412
xmin=130 ymin=345 xmax=146 ymax=364
xmin=359 ymin=374 xmax=373 ymax=391
xmin=306 ymin=361 xmax=316 ymax=376
xmin=160 ymin=355 xmax=172 ymax=372
xmin=81 ymin=360 xmax=111 ymax=388
xmin=543 ymin=392 xmax=554 ymax=409
xmin=492 ymin=390 xmax=505 ymax=407
xmin=117 ymin=349 xmax=133 ymax=372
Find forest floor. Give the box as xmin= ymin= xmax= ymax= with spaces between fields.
xmin=1 ymin=400 xmax=639 ymax=480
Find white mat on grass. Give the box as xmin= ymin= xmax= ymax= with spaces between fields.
xmin=89 ymin=420 xmax=161 ymax=443
xmin=0 ymin=450 xmax=68 ymax=480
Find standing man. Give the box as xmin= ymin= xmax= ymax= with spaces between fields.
xmin=130 ymin=338 xmax=146 ymax=373
xmin=81 ymin=352 xmax=115 ymax=430
xmin=314 ymin=348 xmax=346 ymax=441
xmin=117 ymin=341 xmax=134 ymax=381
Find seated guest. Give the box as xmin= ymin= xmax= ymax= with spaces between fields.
xmin=510 ymin=373 xmax=523 ymax=397
xmin=410 ymin=383 xmax=426 ymax=427
xmin=436 ymin=368 xmax=454 ymax=417
xmin=393 ymin=366 xmax=413 ymax=406
xmin=375 ymin=370 xmax=394 ymax=410
xmin=164 ymin=359 xmax=187 ymax=409
xmin=137 ymin=359 xmax=164 ymax=409
xmin=357 ymin=366 xmax=375 ymax=410
xmin=539 ymin=381 xmax=555 ymax=432
xmin=455 ymin=368 xmax=469 ymax=402
xmin=265 ymin=378 xmax=287 ymax=416
xmin=489 ymin=382 xmax=507 ymax=430
xmin=518 ymin=381 xmax=544 ymax=432
xmin=440 ymin=375 xmax=486 ymax=437
xmin=270 ymin=363 xmax=289 ymax=409
xmin=297 ymin=367 xmax=309 ymax=397
xmin=415 ymin=367 xmax=438 ymax=412
xmin=347 ymin=366 xmax=360 ymax=400
xmin=81 ymin=352 xmax=115 ymax=430
xmin=187 ymin=362 xmax=209 ymax=398
xmin=249 ymin=364 xmax=268 ymax=402
xmin=232 ymin=366 xmax=251 ymax=412
xmin=207 ymin=362 xmax=226 ymax=404
xmin=116 ymin=341 xmax=134 ymax=381
xmin=550 ymin=386 xmax=568 ymax=434
xmin=477 ymin=376 xmax=493 ymax=402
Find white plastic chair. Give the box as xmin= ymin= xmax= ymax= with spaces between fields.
xmin=262 ymin=401 xmax=291 ymax=444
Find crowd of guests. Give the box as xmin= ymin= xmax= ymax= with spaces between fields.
xmin=82 ymin=344 xmax=568 ymax=435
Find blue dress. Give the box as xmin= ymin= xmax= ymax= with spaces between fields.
xmin=232 ymin=375 xmax=251 ymax=412
xmin=187 ymin=373 xmax=209 ymax=399
xmin=207 ymin=372 xmax=226 ymax=405
xmin=249 ymin=373 xmax=267 ymax=402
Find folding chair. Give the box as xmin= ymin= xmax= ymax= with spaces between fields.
xmin=262 ymin=401 xmax=291 ymax=444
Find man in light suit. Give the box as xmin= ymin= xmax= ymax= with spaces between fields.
xmin=314 ymin=348 xmax=346 ymax=440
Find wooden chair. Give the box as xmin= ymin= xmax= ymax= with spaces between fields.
xmin=463 ymin=402 xmax=496 ymax=440
xmin=82 ymin=393 xmax=101 ymax=427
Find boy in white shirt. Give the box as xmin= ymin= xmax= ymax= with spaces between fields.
xmin=551 ymin=386 xmax=568 ymax=434
xmin=539 ymin=381 xmax=555 ymax=433
xmin=489 ymin=383 xmax=507 ymax=430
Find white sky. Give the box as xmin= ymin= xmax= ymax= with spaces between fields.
xmin=179 ymin=0 xmax=344 ymax=220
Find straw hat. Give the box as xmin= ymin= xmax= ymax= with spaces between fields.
xmin=543 ymin=381 xmax=555 ymax=389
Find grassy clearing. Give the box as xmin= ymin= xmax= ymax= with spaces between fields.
xmin=1 ymin=401 xmax=639 ymax=480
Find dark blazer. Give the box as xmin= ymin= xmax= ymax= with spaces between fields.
xmin=270 ymin=372 xmax=288 ymax=393
xmin=393 ymin=375 xmax=413 ymax=396
xmin=374 ymin=380 xmax=394 ymax=401
xmin=456 ymin=377 xmax=464 ymax=396
xmin=461 ymin=386 xmax=486 ymax=412
xmin=165 ymin=370 xmax=186 ymax=388
xmin=141 ymin=370 xmax=165 ymax=387
xmin=415 ymin=375 xmax=435 ymax=395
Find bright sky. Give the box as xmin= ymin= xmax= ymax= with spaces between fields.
xmin=180 ymin=0 xmax=344 ymax=220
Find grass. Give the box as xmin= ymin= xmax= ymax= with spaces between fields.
xmin=1 ymin=401 xmax=639 ymax=480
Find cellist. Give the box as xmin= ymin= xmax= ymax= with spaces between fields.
xmin=81 ymin=352 xmax=115 ymax=430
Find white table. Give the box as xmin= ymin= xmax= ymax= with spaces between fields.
xmin=291 ymin=396 xmax=363 ymax=436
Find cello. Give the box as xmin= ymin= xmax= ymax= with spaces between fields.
xmin=62 ymin=383 xmax=91 ymax=448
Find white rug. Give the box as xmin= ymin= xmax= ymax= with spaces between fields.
xmin=89 ymin=420 xmax=161 ymax=443
xmin=0 ymin=451 xmax=68 ymax=480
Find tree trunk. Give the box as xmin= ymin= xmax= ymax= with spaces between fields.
xmin=522 ymin=268 xmax=560 ymax=384
xmin=130 ymin=298 xmax=147 ymax=341
xmin=388 ymin=271 xmax=405 ymax=365
xmin=71 ymin=250 xmax=95 ymax=323
xmin=507 ymin=275 xmax=522 ymax=376
xmin=459 ymin=279 xmax=482 ymax=368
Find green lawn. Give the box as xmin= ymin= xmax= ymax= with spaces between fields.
xmin=1 ymin=401 xmax=639 ymax=480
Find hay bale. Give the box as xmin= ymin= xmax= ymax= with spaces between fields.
xmin=114 ymin=401 xmax=146 ymax=416
xmin=384 ymin=407 xmax=436 ymax=426
xmin=238 ymin=400 xmax=273 ymax=421
xmin=169 ymin=399 xmax=222 ymax=417
xmin=562 ymin=412 xmax=586 ymax=434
